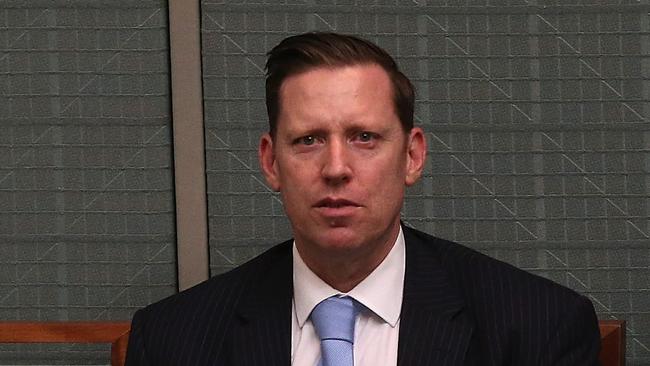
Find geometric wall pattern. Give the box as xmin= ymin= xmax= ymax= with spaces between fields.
xmin=0 ymin=0 xmax=645 ymax=364
xmin=0 ymin=1 xmax=175 ymax=363
xmin=201 ymin=2 xmax=649 ymax=365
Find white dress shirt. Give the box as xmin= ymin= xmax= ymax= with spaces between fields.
xmin=291 ymin=227 xmax=406 ymax=366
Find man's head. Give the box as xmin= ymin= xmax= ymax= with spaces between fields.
xmin=259 ymin=33 xmax=426 ymax=291
xmin=265 ymin=32 xmax=415 ymax=137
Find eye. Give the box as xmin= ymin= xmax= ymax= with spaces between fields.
xmin=299 ymin=136 xmax=316 ymax=145
xmin=356 ymin=131 xmax=375 ymax=142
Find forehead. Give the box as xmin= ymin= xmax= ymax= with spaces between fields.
xmin=274 ymin=65 xmax=401 ymax=137
xmin=277 ymin=64 xmax=394 ymax=109
xmin=293 ymin=63 xmax=387 ymax=86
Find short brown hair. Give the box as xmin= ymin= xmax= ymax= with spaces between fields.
xmin=265 ymin=32 xmax=415 ymax=137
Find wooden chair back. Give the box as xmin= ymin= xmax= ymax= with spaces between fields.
xmin=599 ymin=320 xmax=626 ymax=366
xmin=0 ymin=321 xmax=130 ymax=366
xmin=0 ymin=319 xmax=625 ymax=365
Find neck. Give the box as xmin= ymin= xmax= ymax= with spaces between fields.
xmin=307 ymin=260 xmax=380 ymax=293
xmin=296 ymin=223 xmax=400 ymax=292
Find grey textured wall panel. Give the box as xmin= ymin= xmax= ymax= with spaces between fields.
xmin=201 ymin=2 xmax=649 ymax=365
xmin=0 ymin=0 xmax=175 ymax=364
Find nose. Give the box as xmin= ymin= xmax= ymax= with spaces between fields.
xmin=321 ymin=139 xmax=352 ymax=185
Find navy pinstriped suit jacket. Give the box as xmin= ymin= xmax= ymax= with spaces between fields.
xmin=125 ymin=226 xmax=601 ymax=365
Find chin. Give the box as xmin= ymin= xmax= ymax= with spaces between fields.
xmin=299 ymin=226 xmax=357 ymax=248
xmin=319 ymin=228 xmax=376 ymax=252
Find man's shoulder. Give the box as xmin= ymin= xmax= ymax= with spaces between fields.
xmin=137 ymin=239 xmax=293 ymax=319
xmin=125 ymin=240 xmax=293 ymax=364
xmin=403 ymin=226 xmax=586 ymax=302
xmin=401 ymin=229 xmax=600 ymax=364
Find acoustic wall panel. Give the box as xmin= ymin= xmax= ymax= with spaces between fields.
xmin=0 ymin=1 xmax=175 ymax=363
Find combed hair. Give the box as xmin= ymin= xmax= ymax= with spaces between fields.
xmin=265 ymin=32 xmax=415 ymax=137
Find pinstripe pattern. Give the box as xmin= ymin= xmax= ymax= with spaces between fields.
xmin=125 ymin=226 xmax=600 ymax=365
xmin=398 ymin=228 xmax=601 ymax=366
xmin=125 ymin=242 xmax=292 ymax=366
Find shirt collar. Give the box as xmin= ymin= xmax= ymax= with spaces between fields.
xmin=293 ymin=226 xmax=405 ymax=328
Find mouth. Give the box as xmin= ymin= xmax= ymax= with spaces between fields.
xmin=314 ymin=198 xmax=360 ymax=220
xmin=312 ymin=198 xmax=362 ymax=224
xmin=315 ymin=198 xmax=360 ymax=208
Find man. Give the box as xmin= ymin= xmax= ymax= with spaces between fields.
xmin=126 ymin=32 xmax=601 ymax=365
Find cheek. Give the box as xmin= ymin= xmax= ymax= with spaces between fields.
xmin=276 ymin=159 xmax=304 ymax=181
xmin=278 ymin=164 xmax=315 ymax=196
xmin=364 ymin=161 xmax=407 ymax=194
xmin=359 ymin=167 xmax=402 ymax=194
xmin=282 ymin=166 xmax=309 ymax=189
xmin=365 ymin=156 xmax=406 ymax=179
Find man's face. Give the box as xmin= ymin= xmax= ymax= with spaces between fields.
xmin=259 ymin=64 xmax=425 ymax=267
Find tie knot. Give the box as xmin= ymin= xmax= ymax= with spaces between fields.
xmin=311 ymin=296 xmax=358 ymax=343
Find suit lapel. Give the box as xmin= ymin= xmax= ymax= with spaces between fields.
xmin=225 ymin=229 xmax=475 ymax=365
xmin=231 ymin=242 xmax=293 ymax=366
xmin=398 ymin=227 xmax=474 ymax=366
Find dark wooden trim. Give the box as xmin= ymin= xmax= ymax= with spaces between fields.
xmin=599 ymin=320 xmax=626 ymax=366
xmin=0 ymin=322 xmax=131 ymax=366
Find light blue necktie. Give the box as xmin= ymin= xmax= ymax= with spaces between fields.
xmin=310 ymin=296 xmax=359 ymax=366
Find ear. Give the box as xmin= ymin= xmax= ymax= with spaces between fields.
xmin=258 ymin=133 xmax=281 ymax=191
xmin=404 ymin=127 xmax=426 ymax=186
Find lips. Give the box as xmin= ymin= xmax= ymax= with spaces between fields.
xmin=315 ymin=198 xmax=360 ymax=208
xmin=314 ymin=198 xmax=361 ymax=218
